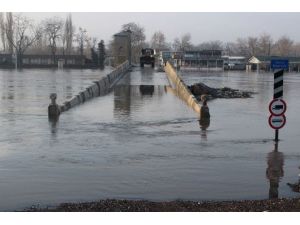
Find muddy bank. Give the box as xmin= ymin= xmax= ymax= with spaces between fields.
xmin=188 ymin=82 xmax=255 ymax=100
xmin=25 ymin=198 xmax=300 ymax=212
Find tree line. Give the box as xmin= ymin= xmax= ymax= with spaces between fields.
xmin=1 ymin=15 xmax=299 ymax=67
xmin=0 ymin=12 xmax=104 ymax=67
xmin=151 ymin=30 xmax=299 ymax=57
xmin=113 ymin=22 xmax=300 ymax=64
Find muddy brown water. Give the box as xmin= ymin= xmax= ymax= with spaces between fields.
xmin=0 ymin=67 xmax=299 ymax=211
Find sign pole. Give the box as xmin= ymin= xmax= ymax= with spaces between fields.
xmin=269 ymin=59 xmax=288 ymax=142
xmin=273 ymin=69 xmax=284 ymax=142
xmin=275 ymin=129 xmax=279 ymax=142
xmin=269 ymin=98 xmax=287 ymax=142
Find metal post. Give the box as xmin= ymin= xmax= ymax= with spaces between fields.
xmin=275 ymin=129 xmax=279 ymax=142
xmin=274 ymin=141 xmax=278 ymax=152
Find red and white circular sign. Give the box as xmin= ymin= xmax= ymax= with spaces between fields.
xmin=269 ymin=99 xmax=287 ymax=116
xmin=268 ymin=114 xmax=286 ymax=129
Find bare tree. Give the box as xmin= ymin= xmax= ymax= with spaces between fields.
xmin=172 ymin=37 xmax=181 ymax=51
xmin=91 ymin=37 xmax=98 ymax=50
xmin=197 ymin=40 xmax=223 ymax=50
xmin=76 ymin=27 xmax=89 ymax=57
xmin=223 ymin=42 xmax=238 ymax=56
xmin=0 ymin=13 xmax=6 ymax=51
xmin=291 ymin=42 xmax=300 ymax=57
xmin=27 ymin=32 xmax=47 ymax=54
xmin=258 ymin=33 xmax=273 ymax=56
xmin=122 ymin=22 xmax=146 ymax=63
xmin=6 ymin=12 xmax=14 ymax=54
xmin=122 ymin=22 xmax=145 ymax=46
xmin=5 ymin=13 xmax=42 ymax=68
xmin=150 ymin=31 xmax=167 ymax=52
xmin=209 ymin=40 xmax=223 ymax=50
xmin=232 ymin=34 xmax=272 ymax=57
xmin=172 ymin=33 xmax=193 ymax=51
xmin=274 ymin=36 xmax=293 ymax=56
xmin=181 ymin=33 xmax=192 ymax=51
xmin=235 ymin=38 xmax=250 ymax=56
xmin=63 ymin=13 xmax=74 ymax=55
xmin=247 ymin=37 xmax=259 ymax=56
xmin=84 ymin=36 xmax=92 ymax=57
xmin=43 ymin=17 xmax=63 ymax=62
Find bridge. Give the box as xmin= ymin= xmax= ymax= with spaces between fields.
xmin=48 ymin=60 xmax=210 ymax=122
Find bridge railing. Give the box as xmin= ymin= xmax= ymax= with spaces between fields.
xmin=48 ymin=60 xmax=131 ymax=119
xmin=164 ymin=61 xmax=209 ymax=119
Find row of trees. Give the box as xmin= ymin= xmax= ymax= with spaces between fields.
xmin=224 ymin=34 xmax=297 ymax=57
xmin=0 ymin=12 xmax=101 ymax=67
xmin=151 ymin=31 xmax=299 ymax=57
xmin=115 ymin=22 xmax=300 ymax=64
xmin=1 ymin=15 xmax=299 ymax=66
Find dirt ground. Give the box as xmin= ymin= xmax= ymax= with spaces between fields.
xmin=25 ymin=198 xmax=300 ymax=212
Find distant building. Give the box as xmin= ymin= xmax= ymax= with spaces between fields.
xmin=179 ymin=50 xmax=223 ymax=71
xmin=159 ymin=50 xmax=224 ymax=71
xmin=159 ymin=51 xmax=182 ymax=67
xmin=113 ymin=30 xmax=132 ymax=66
xmin=159 ymin=51 xmax=172 ymax=63
xmin=222 ymin=56 xmax=246 ymax=70
xmin=248 ymin=56 xmax=300 ymax=72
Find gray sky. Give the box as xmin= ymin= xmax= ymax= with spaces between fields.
xmin=23 ymin=12 xmax=300 ymax=45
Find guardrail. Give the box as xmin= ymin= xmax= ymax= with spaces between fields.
xmin=164 ymin=61 xmax=209 ymax=119
xmin=48 ymin=60 xmax=131 ymax=120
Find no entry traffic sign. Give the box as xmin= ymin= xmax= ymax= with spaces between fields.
xmin=268 ymin=114 xmax=286 ymax=130
xmin=269 ymin=65 xmax=287 ymax=142
xmin=269 ymin=99 xmax=287 ymax=116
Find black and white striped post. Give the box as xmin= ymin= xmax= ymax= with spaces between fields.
xmin=274 ymin=70 xmax=284 ymax=99
xmin=274 ymin=69 xmax=284 ymax=141
xmin=270 ymin=59 xmax=289 ymax=142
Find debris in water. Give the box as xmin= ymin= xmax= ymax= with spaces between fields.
xmin=188 ymin=82 xmax=256 ymax=100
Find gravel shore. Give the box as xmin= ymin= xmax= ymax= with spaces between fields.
xmin=25 ymin=198 xmax=300 ymax=212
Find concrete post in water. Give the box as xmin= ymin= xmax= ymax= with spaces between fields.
xmin=58 ymin=59 xmax=64 ymax=69
xmin=200 ymin=95 xmax=210 ymax=119
xmin=199 ymin=94 xmax=210 ymax=140
xmin=48 ymin=93 xmax=60 ymax=119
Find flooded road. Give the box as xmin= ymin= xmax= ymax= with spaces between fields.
xmin=0 ymin=67 xmax=300 ymax=211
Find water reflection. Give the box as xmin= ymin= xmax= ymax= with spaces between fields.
xmin=199 ymin=118 xmax=210 ymax=141
xmin=113 ymin=68 xmax=164 ymax=121
xmin=139 ymin=85 xmax=154 ymax=96
xmin=287 ymin=166 xmax=300 ymax=193
xmin=140 ymin=67 xmax=155 ymax=77
xmin=266 ymin=143 xmax=284 ymax=199
xmin=49 ymin=117 xmax=59 ymax=138
xmin=113 ymin=75 xmax=132 ymax=119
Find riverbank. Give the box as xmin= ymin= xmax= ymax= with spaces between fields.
xmin=25 ymin=198 xmax=300 ymax=212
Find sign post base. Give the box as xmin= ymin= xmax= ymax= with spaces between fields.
xmin=275 ymin=129 xmax=279 ymax=142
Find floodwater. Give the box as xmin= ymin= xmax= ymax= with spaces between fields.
xmin=0 ymin=67 xmax=300 ymax=211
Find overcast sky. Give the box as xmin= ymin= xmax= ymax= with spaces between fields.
xmin=23 ymin=12 xmax=300 ymax=45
